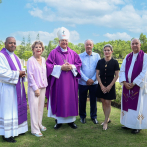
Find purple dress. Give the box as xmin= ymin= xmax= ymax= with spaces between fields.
xmin=46 ymin=46 xmax=82 ymax=117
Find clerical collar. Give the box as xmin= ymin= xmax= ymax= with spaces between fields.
xmin=5 ymin=48 xmax=14 ymax=55
xmin=60 ymin=47 xmax=67 ymax=52
xmin=133 ymin=52 xmax=139 ymax=57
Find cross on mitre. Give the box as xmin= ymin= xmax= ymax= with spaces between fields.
xmin=57 ymin=27 xmax=70 ymax=40
xmin=62 ymin=30 xmax=65 ymax=35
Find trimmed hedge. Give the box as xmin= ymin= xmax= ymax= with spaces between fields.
xmin=113 ymin=82 xmax=122 ymax=105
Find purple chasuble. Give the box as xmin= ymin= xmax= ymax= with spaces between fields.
xmin=122 ymin=50 xmax=144 ymax=111
xmin=1 ymin=48 xmax=27 ymax=125
xmin=46 ymin=46 xmax=82 ymax=117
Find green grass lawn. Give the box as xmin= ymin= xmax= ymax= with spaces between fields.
xmin=1 ymin=101 xmax=147 ymax=147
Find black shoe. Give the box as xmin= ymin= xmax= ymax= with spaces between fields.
xmin=108 ymin=119 xmax=111 ymax=123
xmin=121 ymin=126 xmax=130 ymax=129
xmin=80 ymin=118 xmax=86 ymax=124
xmin=68 ymin=122 xmax=77 ymax=129
xmin=91 ymin=118 xmax=98 ymax=124
xmin=55 ymin=119 xmax=57 ymax=124
xmin=2 ymin=136 xmax=16 ymax=143
xmin=131 ymin=129 xmax=141 ymax=134
xmin=54 ymin=123 xmax=62 ymax=129
xmin=20 ymin=133 xmax=25 ymax=135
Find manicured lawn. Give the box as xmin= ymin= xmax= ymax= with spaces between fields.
xmin=1 ymin=101 xmax=147 ymax=147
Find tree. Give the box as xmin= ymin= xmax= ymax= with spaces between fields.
xmin=42 ymin=38 xmax=59 ymax=59
xmin=0 ymin=40 xmax=4 ymax=50
xmin=7 ymin=33 xmax=147 ymax=60
xmin=77 ymin=43 xmax=85 ymax=53
xmin=53 ymin=38 xmax=59 ymax=45
xmin=0 ymin=0 xmax=2 ymax=3
xmin=16 ymin=37 xmax=26 ymax=59
xmin=36 ymin=33 xmax=40 ymax=40
xmin=26 ymin=34 xmax=31 ymax=51
xmin=46 ymin=40 xmax=53 ymax=58
xmin=139 ymin=33 xmax=147 ymax=53
xmin=22 ymin=51 xmax=32 ymax=61
xmin=139 ymin=33 xmax=147 ymax=45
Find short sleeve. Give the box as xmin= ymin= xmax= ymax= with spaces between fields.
xmin=114 ymin=60 xmax=120 ymax=71
xmin=96 ymin=60 xmax=101 ymax=70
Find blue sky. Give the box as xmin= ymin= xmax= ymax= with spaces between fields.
xmin=0 ymin=0 xmax=147 ymax=45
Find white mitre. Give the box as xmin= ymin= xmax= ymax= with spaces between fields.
xmin=57 ymin=27 xmax=70 ymax=40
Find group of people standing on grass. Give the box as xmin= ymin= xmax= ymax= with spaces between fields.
xmin=0 ymin=27 xmax=147 ymax=143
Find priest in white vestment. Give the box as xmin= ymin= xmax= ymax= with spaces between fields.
xmin=119 ymin=38 xmax=147 ymax=134
xmin=0 ymin=37 xmax=28 ymax=143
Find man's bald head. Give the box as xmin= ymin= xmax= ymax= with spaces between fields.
xmin=131 ymin=38 xmax=141 ymax=44
xmin=5 ymin=37 xmax=16 ymax=52
xmin=84 ymin=39 xmax=94 ymax=55
xmin=5 ymin=37 xmax=15 ymax=43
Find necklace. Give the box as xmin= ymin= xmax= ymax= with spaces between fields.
xmin=36 ymin=58 xmax=42 ymax=61
xmin=34 ymin=56 xmax=42 ymax=60
xmin=105 ymin=58 xmax=111 ymax=67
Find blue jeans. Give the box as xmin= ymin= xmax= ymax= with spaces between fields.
xmin=79 ymin=84 xmax=98 ymax=119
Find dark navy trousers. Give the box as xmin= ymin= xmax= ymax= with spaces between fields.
xmin=79 ymin=84 xmax=98 ymax=119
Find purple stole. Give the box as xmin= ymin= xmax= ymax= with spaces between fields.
xmin=122 ymin=50 xmax=144 ymax=111
xmin=1 ymin=48 xmax=27 ymax=125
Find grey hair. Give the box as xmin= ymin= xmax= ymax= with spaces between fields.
xmin=103 ymin=44 xmax=113 ymax=51
xmin=5 ymin=36 xmax=15 ymax=43
xmin=131 ymin=38 xmax=141 ymax=45
xmin=84 ymin=39 xmax=94 ymax=45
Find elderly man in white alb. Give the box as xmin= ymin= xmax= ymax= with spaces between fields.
xmin=0 ymin=37 xmax=28 ymax=143
xmin=119 ymin=38 xmax=147 ymax=134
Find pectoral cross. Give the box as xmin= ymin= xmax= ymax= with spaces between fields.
xmin=64 ymin=59 xmax=67 ymax=63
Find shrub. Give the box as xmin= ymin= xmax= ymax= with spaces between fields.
xmin=113 ymin=82 xmax=122 ymax=104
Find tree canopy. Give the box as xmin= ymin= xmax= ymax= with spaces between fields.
xmin=0 ymin=41 xmax=4 ymax=49
xmin=0 ymin=33 xmax=147 ymax=61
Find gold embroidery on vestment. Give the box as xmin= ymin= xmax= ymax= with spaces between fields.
xmin=132 ymin=92 xmax=138 ymax=97
xmin=122 ymin=111 xmax=125 ymax=116
xmin=137 ymin=114 xmax=144 ymax=124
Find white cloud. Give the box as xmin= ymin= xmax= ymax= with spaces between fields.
xmin=93 ymin=33 xmax=99 ymax=37
xmin=27 ymin=0 xmax=120 ymax=25
xmin=70 ymin=30 xmax=80 ymax=42
xmin=25 ymin=3 xmax=33 ymax=8
xmin=26 ymin=0 xmax=147 ymax=33
xmin=29 ymin=8 xmax=43 ymax=19
xmin=12 ymin=28 xmax=80 ymax=45
xmin=104 ymin=32 xmax=132 ymax=40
